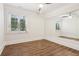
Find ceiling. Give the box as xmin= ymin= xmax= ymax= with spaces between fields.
xmin=7 ymin=3 xmax=71 ymax=14
xmin=6 ymin=3 xmax=79 ymax=18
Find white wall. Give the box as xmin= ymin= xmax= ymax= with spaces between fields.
xmin=45 ymin=16 xmax=79 ymax=50
xmin=61 ymin=15 xmax=79 ymax=38
xmin=0 ymin=4 xmax=5 ymax=54
xmin=45 ymin=11 xmax=79 ymax=50
xmin=4 ymin=4 xmax=45 ymax=45
xmin=44 ymin=4 xmax=79 ymax=50
xmin=45 ymin=18 xmax=58 ymax=36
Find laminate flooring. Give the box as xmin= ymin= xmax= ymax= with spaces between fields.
xmin=1 ymin=39 xmax=79 ymax=56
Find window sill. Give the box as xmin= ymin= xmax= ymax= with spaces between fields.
xmin=6 ymin=31 xmax=27 ymax=35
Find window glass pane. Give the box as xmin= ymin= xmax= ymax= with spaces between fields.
xmin=20 ymin=16 xmax=26 ymax=31
xmin=56 ymin=23 xmax=60 ymax=30
xmin=11 ymin=15 xmax=18 ymax=31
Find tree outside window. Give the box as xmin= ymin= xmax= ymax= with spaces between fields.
xmin=11 ymin=15 xmax=26 ymax=31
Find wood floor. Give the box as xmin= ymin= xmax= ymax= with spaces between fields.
xmin=1 ymin=39 xmax=79 ymax=56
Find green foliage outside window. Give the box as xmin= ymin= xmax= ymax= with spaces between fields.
xmin=11 ymin=15 xmax=26 ymax=31
xmin=20 ymin=18 xmax=26 ymax=31
xmin=11 ymin=17 xmax=18 ymax=31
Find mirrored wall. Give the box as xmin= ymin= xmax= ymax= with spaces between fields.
xmin=56 ymin=10 xmax=79 ymax=40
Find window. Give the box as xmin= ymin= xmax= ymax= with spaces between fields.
xmin=56 ymin=23 xmax=60 ymax=30
xmin=11 ymin=15 xmax=18 ymax=31
xmin=20 ymin=16 xmax=26 ymax=31
xmin=11 ymin=15 xmax=26 ymax=32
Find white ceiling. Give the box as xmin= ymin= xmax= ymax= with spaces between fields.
xmin=6 ymin=3 xmax=79 ymax=18
xmin=7 ymin=3 xmax=71 ymax=14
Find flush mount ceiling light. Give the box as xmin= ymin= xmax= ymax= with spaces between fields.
xmin=38 ymin=4 xmax=44 ymax=12
xmin=39 ymin=4 xmax=44 ymax=8
xmin=38 ymin=3 xmax=52 ymax=13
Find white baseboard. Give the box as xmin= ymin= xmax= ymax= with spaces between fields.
xmin=0 ymin=46 xmax=5 ymax=55
xmin=5 ymin=36 xmax=45 ymax=45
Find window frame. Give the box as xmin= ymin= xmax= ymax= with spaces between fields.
xmin=8 ymin=14 xmax=26 ymax=33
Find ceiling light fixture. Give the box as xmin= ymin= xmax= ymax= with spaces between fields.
xmin=39 ymin=4 xmax=44 ymax=8
xmin=38 ymin=4 xmax=44 ymax=12
xmin=38 ymin=3 xmax=52 ymax=13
